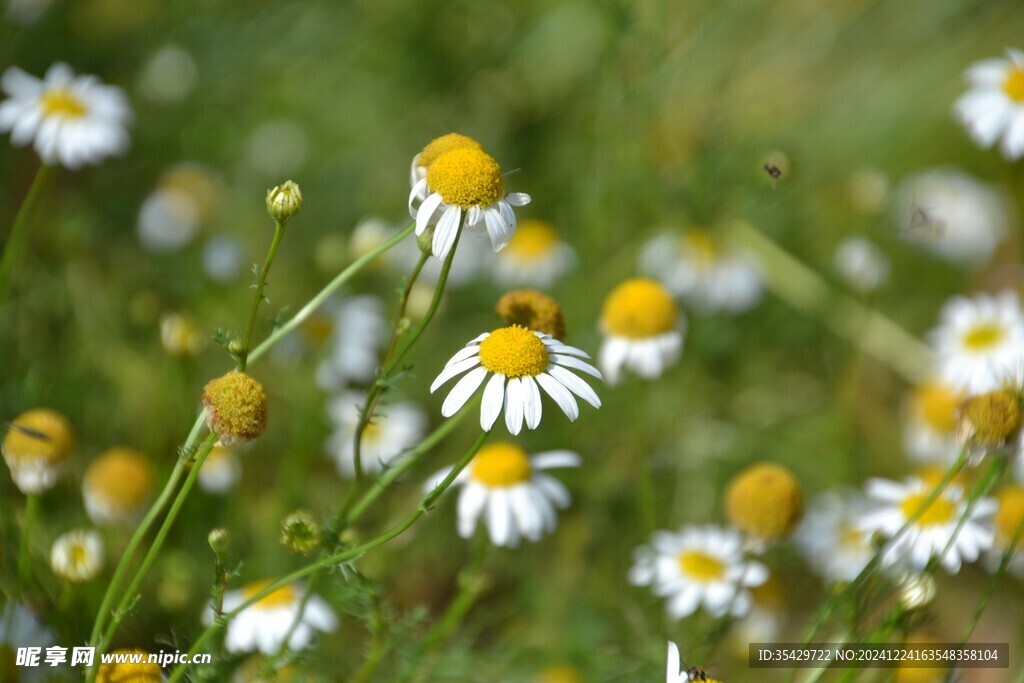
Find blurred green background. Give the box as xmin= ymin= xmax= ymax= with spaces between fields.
xmin=3 ymin=0 xmax=1024 ymax=680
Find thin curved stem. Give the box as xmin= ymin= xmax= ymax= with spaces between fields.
xmin=17 ymin=493 xmax=39 ymax=586
xmin=0 ymin=163 xmax=56 ymax=302
xmin=238 ymin=220 xmax=286 ymax=370
xmin=961 ymin=515 xmax=1024 ymax=643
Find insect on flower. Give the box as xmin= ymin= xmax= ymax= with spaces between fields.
xmin=2 ymin=421 xmax=52 ymax=442
xmin=763 ymin=163 xmax=782 ymax=179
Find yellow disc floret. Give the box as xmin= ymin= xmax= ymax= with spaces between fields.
xmin=495 ymin=290 xmax=566 ymax=340
xmin=677 ymin=550 xmax=726 ymax=582
xmin=600 ymin=278 xmax=679 ymax=339
xmin=900 ymin=493 xmax=957 ymax=527
xmin=507 ymin=220 xmax=559 ymax=258
xmin=95 ymin=649 xmax=163 ymax=683
xmin=426 ymin=147 xmax=504 ymax=208
xmin=478 ymin=326 xmax=550 ymax=378
xmin=1003 ymin=66 xmax=1024 ymax=103
xmin=957 ymin=389 xmax=1022 ymax=448
xmin=84 ymin=448 xmax=154 ymax=511
xmin=418 ymin=133 xmax=482 ymax=169
xmin=2 ymin=408 xmax=73 ymax=466
xmin=725 ymin=462 xmax=804 ymax=540
xmin=911 ymin=382 xmax=961 ymax=433
xmin=995 ymin=485 xmax=1024 ymax=542
xmin=471 ymin=443 xmax=533 ymax=487
xmin=40 ymin=89 xmax=87 ymax=119
xmin=202 ymin=371 xmax=269 ymax=445
xmin=244 ymin=580 xmax=297 ymax=609
xmin=962 ymin=322 xmax=1006 ymax=351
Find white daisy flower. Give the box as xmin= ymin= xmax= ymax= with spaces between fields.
xmin=629 ymin=525 xmax=768 ymax=620
xmin=159 ymin=312 xmax=206 ymax=356
xmin=408 ymin=132 xmax=482 ymax=197
xmin=493 ymin=219 xmax=575 ymax=287
xmin=213 ymin=580 xmax=337 ymax=655
xmin=598 ymin=278 xmax=685 ymax=385
xmin=326 ymin=392 xmax=427 ymax=478
xmin=425 ymin=442 xmax=579 ymax=547
xmin=82 ymin=448 xmax=154 ymax=526
xmin=198 ymin=446 xmax=241 ymax=495
xmin=902 ymin=381 xmax=964 ymax=465
xmin=430 ymin=326 xmax=601 ymax=435
xmin=0 ymin=63 xmax=131 ymax=169
xmin=138 ymin=163 xmax=222 ymax=253
xmin=409 ymin=145 xmax=530 ymax=259
xmin=50 ymin=529 xmax=103 ymax=583
xmin=954 ymin=49 xmax=1024 ymax=160
xmin=928 ymin=290 xmax=1024 ymax=394
xmin=834 ymin=237 xmax=889 ymax=294
xmin=6 ymin=0 xmax=53 ymax=24
xmin=2 ymin=408 xmax=73 ymax=495
xmin=896 ymin=169 xmax=1008 ymax=265
xmin=0 ymin=603 xmax=54 ymax=683
xmin=795 ymin=491 xmax=875 ymax=583
xmin=315 ymin=295 xmax=388 ymax=390
xmin=640 ymin=229 xmax=763 ymax=314
xmin=202 ymin=234 xmax=245 ymax=283
xmin=136 ymin=44 xmax=198 ymax=104
xmin=857 ymin=476 xmax=996 ymax=574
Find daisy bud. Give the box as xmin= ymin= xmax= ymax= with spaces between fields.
xmin=495 ymin=289 xmax=566 ymax=340
xmin=265 ymin=180 xmax=303 ymax=222
xmin=897 ymin=573 xmax=936 ymax=612
xmin=208 ymin=527 xmax=230 ymax=556
xmin=957 ymin=389 xmax=1021 ymax=451
xmin=725 ymin=462 xmax=804 ymax=541
xmin=95 ymin=649 xmax=163 ymax=683
xmin=50 ymin=529 xmax=104 ymax=583
xmin=417 ymin=225 xmax=435 ymax=254
xmin=202 ymin=371 xmax=268 ymax=445
xmin=280 ymin=509 xmax=322 ymax=556
xmin=2 ymin=408 xmax=73 ymax=494
xmin=83 ymin=448 xmax=155 ymax=526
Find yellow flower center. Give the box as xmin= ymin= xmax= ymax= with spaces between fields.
xmin=95 ymin=649 xmax=162 ymax=683
xmin=478 ymin=326 xmax=550 ymax=378
xmin=69 ymin=543 xmax=90 ymax=571
xmin=40 ymin=88 xmax=87 ymax=119
xmin=426 ymin=147 xmax=504 ymax=208
xmin=961 ymin=322 xmax=1006 ymax=351
xmin=507 ymin=220 xmax=559 ymax=258
xmin=1003 ymin=66 xmax=1024 ymax=103
xmin=682 ymin=229 xmax=718 ymax=267
xmin=900 ymin=493 xmax=957 ymax=527
xmin=471 ymin=443 xmax=533 ymax=487
xmin=839 ymin=523 xmax=868 ymax=551
xmin=363 ymin=421 xmax=382 ymax=442
xmin=912 ymin=382 xmax=961 ymax=433
xmin=600 ymin=278 xmax=679 ymax=339
xmin=677 ymin=550 xmax=726 ymax=582
xmin=995 ymin=485 xmax=1024 ymax=542
xmin=418 ymin=133 xmax=481 ymax=168
xmin=84 ymin=448 xmax=154 ymax=509
xmin=244 ymin=580 xmax=297 ymax=609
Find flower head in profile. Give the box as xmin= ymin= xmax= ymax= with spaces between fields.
xmin=629 ymin=525 xmax=768 ymax=620
xmin=325 ymin=392 xmax=427 ymax=478
xmin=0 ymin=63 xmax=131 ymax=168
xmin=410 ymin=144 xmax=530 ymax=259
xmin=82 ymin=447 xmax=154 ymax=526
xmin=50 ymin=529 xmax=103 ymax=583
xmin=495 ymin=289 xmax=567 ymax=340
xmin=954 ymin=49 xmax=1024 ymax=160
xmin=640 ymin=228 xmax=763 ymax=314
xmin=2 ymin=407 xmax=73 ymax=494
xmin=493 ymin=220 xmax=575 ymax=287
xmin=426 ymin=443 xmax=579 ymax=547
xmin=598 ymin=278 xmax=685 ymax=385
xmin=795 ymin=491 xmax=874 ymax=583
xmin=927 ymin=290 xmax=1024 ymax=394
xmin=431 ymin=326 xmax=601 ymax=435
xmin=903 ymin=381 xmax=964 ymax=465
xmin=857 ymin=476 xmax=996 ymax=574
xmin=213 ymin=580 xmax=337 ymax=655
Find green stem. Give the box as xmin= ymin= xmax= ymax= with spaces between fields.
xmin=351 ymin=595 xmax=388 ymax=683
xmin=961 ymin=514 xmax=1024 ymax=644
xmin=18 ymin=493 xmax=39 ymax=586
xmin=94 ymin=434 xmax=217 ymax=662
xmin=0 ymin=164 xmax=56 ymax=302
xmin=931 ymin=456 xmax=1006 ymax=572
xmin=167 ymin=430 xmax=489 ymax=683
xmin=238 ymin=220 xmax=286 ymax=370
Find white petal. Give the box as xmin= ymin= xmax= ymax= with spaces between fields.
xmin=521 ymin=375 xmax=543 ymax=430
xmin=535 ymin=372 xmax=579 ymax=421
xmin=546 ymin=365 xmax=601 ymax=409
xmin=441 ymin=366 xmax=488 ymax=416
xmin=457 ymin=484 xmax=488 ymax=538
xmin=487 ymin=489 xmax=514 ymax=546
xmin=480 ymin=373 xmax=506 ymax=431
xmin=531 ymin=450 xmax=581 ymax=469
xmin=432 ymin=206 xmax=462 ymax=259
xmin=430 ymin=355 xmax=481 ymax=393
xmin=505 ymin=192 xmax=531 ymax=206
xmin=504 ymin=377 xmax=525 ymax=435
xmin=550 ymin=353 xmax=602 ymax=379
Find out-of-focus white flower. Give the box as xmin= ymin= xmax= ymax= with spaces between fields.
xmin=136 ymin=44 xmax=198 ymax=104
xmin=927 ymin=290 xmax=1024 ymax=394
xmin=198 ymin=446 xmax=241 ymax=495
xmin=6 ymin=0 xmax=54 ymax=24
xmin=598 ymin=278 xmax=685 ymax=385
xmin=493 ymin=220 xmax=575 ymax=287
xmin=138 ymin=163 xmax=222 ymax=253
xmin=629 ymin=525 xmax=768 ymax=620
xmin=0 ymin=62 xmax=131 ymax=168
xmin=834 ymin=237 xmax=889 ymax=294
xmin=425 ymin=443 xmax=579 ymax=547
xmin=795 ymin=491 xmax=874 ymax=583
xmin=858 ymin=476 xmax=996 ymax=574
xmin=160 ymin=312 xmax=206 ymax=356
xmin=392 ymin=226 xmax=492 ymax=287
xmin=954 ymin=49 xmax=1024 ymax=160
xmin=326 ymin=392 xmax=427 ymax=478
xmin=202 ymin=234 xmax=245 ymax=283
xmin=903 ymin=381 xmax=964 ymax=466
xmin=244 ymin=119 xmax=310 ymax=177
xmin=2 ymin=408 xmax=73 ymax=495
xmin=896 ymin=169 xmax=1008 ymax=266
xmin=50 ymin=529 xmax=104 ymax=583
xmin=640 ymin=228 xmax=763 ymax=314
xmin=0 ymin=603 xmax=54 ymax=683
xmin=213 ymin=581 xmax=337 ymax=655
xmin=315 ymin=296 xmax=388 ymax=390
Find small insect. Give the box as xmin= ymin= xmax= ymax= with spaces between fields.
xmin=904 ymin=203 xmax=945 ymax=239
xmin=763 ymin=163 xmax=782 ymax=179
xmin=2 ymin=422 xmax=51 ymax=442
xmin=681 ymin=657 xmax=714 ymax=681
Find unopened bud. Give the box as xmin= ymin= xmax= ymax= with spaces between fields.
xmin=280 ymin=509 xmax=322 ymax=556
xmin=417 ymin=226 xmax=435 ymax=254
xmin=266 ymin=180 xmax=303 ymax=222
xmin=897 ymin=572 xmax=936 ymax=611
xmin=208 ymin=527 xmax=230 ymax=555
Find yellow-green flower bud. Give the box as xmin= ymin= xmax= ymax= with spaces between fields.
xmin=280 ymin=509 xmax=322 ymax=556
xmin=897 ymin=572 xmax=936 ymax=611
xmin=725 ymin=462 xmax=804 ymax=541
xmin=266 ymin=180 xmax=303 ymax=222
xmin=202 ymin=371 xmax=268 ymax=445
xmin=208 ymin=527 xmax=230 ymax=555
